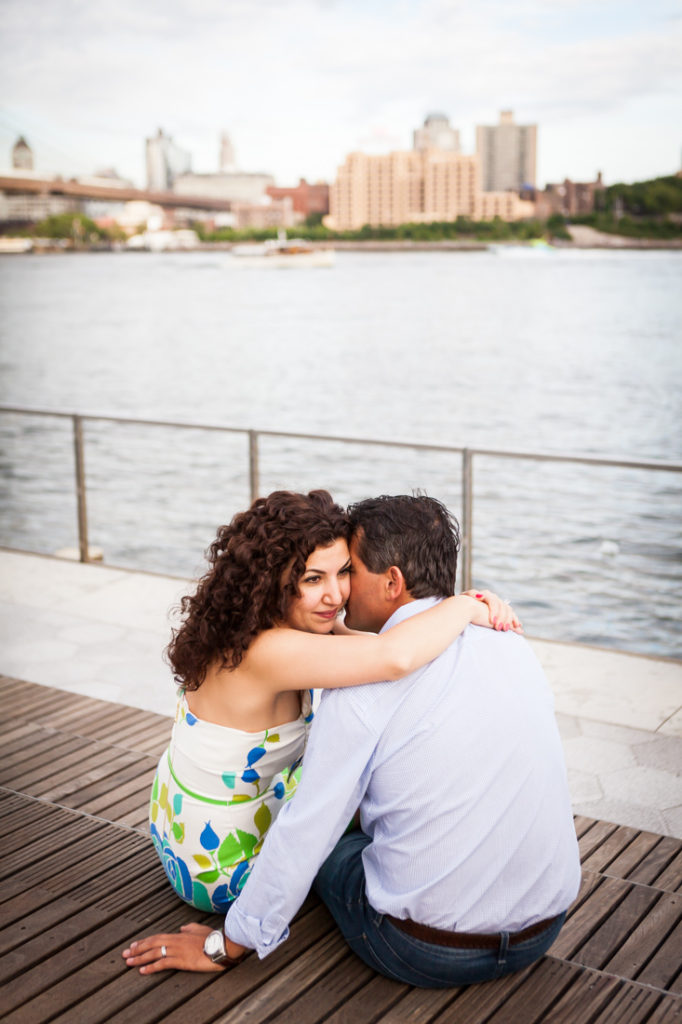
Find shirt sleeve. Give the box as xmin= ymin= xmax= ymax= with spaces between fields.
xmin=223 ymin=689 xmax=378 ymax=958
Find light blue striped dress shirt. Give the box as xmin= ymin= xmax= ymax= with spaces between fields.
xmin=224 ymin=598 xmax=581 ymax=957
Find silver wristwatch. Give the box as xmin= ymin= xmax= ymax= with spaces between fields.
xmin=203 ymin=928 xmax=246 ymax=966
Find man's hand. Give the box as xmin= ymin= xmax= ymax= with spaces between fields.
xmin=122 ymin=922 xmax=247 ymax=974
xmin=463 ymin=590 xmax=523 ymax=633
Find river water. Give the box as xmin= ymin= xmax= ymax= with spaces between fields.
xmin=0 ymin=248 xmax=680 ymax=657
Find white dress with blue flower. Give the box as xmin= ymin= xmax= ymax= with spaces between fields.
xmin=149 ymin=690 xmax=313 ymax=913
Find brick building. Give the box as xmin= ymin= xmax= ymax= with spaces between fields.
xmin=535 ymin=173 xmax=606 ymax=218
xmin=266 ymin=179 xmax=329 ymax=218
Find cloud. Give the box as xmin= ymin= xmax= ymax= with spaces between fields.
xmin=1 ymin=0 xmax=680 ymax=184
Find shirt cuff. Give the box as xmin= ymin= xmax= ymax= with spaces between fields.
xmin=224 ymin=904 xmax=290 ymax=959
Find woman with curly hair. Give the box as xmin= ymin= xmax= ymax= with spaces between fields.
xmin=149 ymin=489 xmax=517 ymax=914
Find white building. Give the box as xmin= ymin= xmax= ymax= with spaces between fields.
xmin=413 ymin=113 xmax=460 ymax=153
xmin=12 ymin=136 xmax=34 ymax=171
xmin=145 ymin=129 xmax=192 ymax=191
xmin=219 ymin=132 xmax=237 ymax=172
xmin=173 ymin=171 xmax=274 ymax=205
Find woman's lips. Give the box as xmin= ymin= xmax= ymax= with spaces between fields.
xmin=315 ymin=609 xmax=338 ymax=620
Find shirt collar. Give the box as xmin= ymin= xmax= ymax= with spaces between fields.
xmin=379 ymin=596 xmax=442 ymax=634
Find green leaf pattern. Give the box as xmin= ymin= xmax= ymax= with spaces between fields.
xmin=149 ymin=690 xmax=312 ymax=913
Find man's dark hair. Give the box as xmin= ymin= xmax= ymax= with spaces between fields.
xmin=348 ymin=494 xmax=460 ymax=598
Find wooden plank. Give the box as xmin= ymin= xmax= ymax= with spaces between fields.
xmin=604 ymin=831 xmax=664 ymax=880
xmin=3 ymin=688 xmax=74 ymax=718
xmin=580 ymin=825 xmax=640 ymax=875
xmin=268 ymin=955 xmax=374 ymax=1023
xmin=115 ymin=804 xmax=153 ymax=830
xmin=563 ymin=868 xmax=605 ymax=921
xmin=27 ymin=698 xmax=130 ymax=728
xmin=205 ymin=930 xmax=351 ymax=1024
xmin=543 ymin=971 xmax=659 ymax=1024
xmin=375 ymin=967 xmax=530 ymax=1024
xmin=647 ymin=997 xmax=682 ymax=1022
xmin=107 ymin=905 xmax=337 ymax=1024
xmin=0 ymin=905 xmax=196 ymax=1023
xmin=550 ymin=876 xmax=629 ymax=960
xmin=1 ymin=824 xmax=137 ymax=892
xmin=578 ymin=820 xmax=620 ymax=862
xmin=0 ymin=846 xmax=163 ymax=947
xmin=606 ymin=891 xmax=682 ymax=981
xmin=1 ymin=804 xmax=76 ymax=856
xmin=573 ymin=816 xmax=599 ymax=839
xmin=1 ymin=732 xmax=77 ymax=773
xmin=636 ymin=918 xmax=682 ymax=993
xmin=35 ymin=703 xmax=143 ymax=731
xmin=84 ymin=872 xmax=172 ymax=924
xmin=1 ymin=737 xmax=100 ymax=787
xmin=77 ymin=767 xmax=155 ymax=816
xmin=0 ymin=818 xmax=104 ymax=880
xmin=97 ymin=717 xmax=170 ymax=749
xmin=29 ymin=751 xmax=141 ymax=801
xmin=656 ymin=851 xmax=682 ymax=894
xmin=322 ymin=975 xmax=409 ymax=1024
xmin=627 ymin=837 xmax=682 ymax=887
xmin=471 ymin=958 xmax=579 ymax=1024
xmin=572 ymin=882 xmax=660 ymax=972
xmin=0 ymin=796 xmax=63 ymax=831
xmin=38 ymin=836 xmax=153 ymax=902
xmin=1 ymin=723 xmax=50 ymax=752
xmin=64 ymin=759 xmax=155 ymax=809
xmin=88 ymin=783 xmax=154 ymax=824
xmin=1 ymin=736 xmax=114 ymax=787
xmin=124 ymin=730 xmax=172 ymax=757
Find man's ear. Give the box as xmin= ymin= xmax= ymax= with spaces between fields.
xmin=385 ymin=565 xmax=407 ymax=600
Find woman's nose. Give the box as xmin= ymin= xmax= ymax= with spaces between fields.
xmin=324 ymin=579 xmax=343 ymax=604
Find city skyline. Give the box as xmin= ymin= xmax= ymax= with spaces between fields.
xmin=1 ymin=0 xmax=680 ymax=190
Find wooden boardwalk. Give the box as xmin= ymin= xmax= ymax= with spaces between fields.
xmin=1 ymin=674 xmax=680 ymax=1023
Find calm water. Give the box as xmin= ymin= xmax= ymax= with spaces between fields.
xmin=1 ymin=248 xmax=680 ymax=657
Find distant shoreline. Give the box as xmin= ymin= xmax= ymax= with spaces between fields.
xmin=3 ymin=235 xmax=682 ymax=255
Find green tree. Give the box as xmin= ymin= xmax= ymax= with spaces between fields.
xmin=34 ymin=212 xmax=108 ymax=244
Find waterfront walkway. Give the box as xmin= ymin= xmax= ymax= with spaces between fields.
xmin=1 ymin=549 xmax=681 ymax=1022
xmin=1 ymin=549 xmax=680 ymax=838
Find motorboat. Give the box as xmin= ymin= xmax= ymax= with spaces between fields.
xmin=231 ymin=232 xmax=334 ymax=268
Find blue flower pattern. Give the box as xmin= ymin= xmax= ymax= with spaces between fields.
xmin=149 ymin=691 xmax=311 ymax=912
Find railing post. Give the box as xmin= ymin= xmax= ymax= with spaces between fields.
xmin=72 ymin=415 xmax=90 ymax=563
xmin=248 ymin=430 xmax=259 ymax=503
xmin=461 ymin=448 xmax=473 ymax=592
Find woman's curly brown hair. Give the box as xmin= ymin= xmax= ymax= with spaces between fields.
xmin=167 ymin=490 xmax=350 ymax=690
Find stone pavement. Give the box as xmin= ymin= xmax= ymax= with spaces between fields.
xmin=1 ymin=548 xmax=680 ymax=838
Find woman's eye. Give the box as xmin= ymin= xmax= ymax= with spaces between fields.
xmin=339 ymin=566 xmax=351 ymax=576
xmin=304 ymin=575 xmax=321 ymax=585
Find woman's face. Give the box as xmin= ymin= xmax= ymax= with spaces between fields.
xmin=285 ymin=538 xmax=351 ymax=634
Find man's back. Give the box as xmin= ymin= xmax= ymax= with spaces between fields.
xmin=321 ymin=602 xmax=581 ymax=933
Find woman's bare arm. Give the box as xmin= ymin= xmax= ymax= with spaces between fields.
xmin=249 ymin=594 xmax=520 ymax=693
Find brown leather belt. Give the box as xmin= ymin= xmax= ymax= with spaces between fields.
xmin=384 ymin=913 xmax=561 ymax=949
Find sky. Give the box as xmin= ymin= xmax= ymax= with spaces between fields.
xmin=1 ymin=0 xmax=681 ymax=190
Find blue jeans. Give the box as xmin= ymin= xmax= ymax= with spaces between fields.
xmin=313 ymin=830 xmax=567 ymax=988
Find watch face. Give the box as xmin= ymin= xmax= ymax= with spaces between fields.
xmin=205 ymin=930 xmax=225 ymax=958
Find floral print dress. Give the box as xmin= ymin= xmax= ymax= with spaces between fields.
xmin=149 ymin=690 xmax=313 ymax=913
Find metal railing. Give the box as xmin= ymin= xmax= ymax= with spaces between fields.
xmin=1 ymin=404 xmax=681 ymax=591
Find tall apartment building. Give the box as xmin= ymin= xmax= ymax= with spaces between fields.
xmin=145 ymin=129 xmax=192 ymax=191
xmin=475 ymin=111 xmax=537 ymax=192
xmin=328 ymin=149 xmax=480 ymax=230
xmin=413 ymin=113 xmax=460 ymax=153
